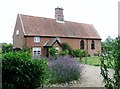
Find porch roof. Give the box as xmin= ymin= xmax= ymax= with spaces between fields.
xmin=43 ymin=38 xmax=61 ymax=47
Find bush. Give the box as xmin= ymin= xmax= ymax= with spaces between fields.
xmin=81 ymin=50 xmax=88 ymax=57
xmin=2 ymin=51 xmax=31 ymax=60
xmin=60 ymin=42 xmax=75 ymax=57
xmin=73 ymin=49 xmax=81 ymax=57
xmin=73 ymin=49 xmax=88 ymax=57
xmin=59 ymin=50 xmax=69 ymax=56
xmin=49 ymin=47 xmax=56 ymax=57
xmin=2 ymin=43 xmax=13 ymax=53
xmin=61 ymin=43 xmax=71 ymax=51
xmin=100 ymin=36 xmax=120 ymax=88
xmin=2 ymin=51 xmax=50 ymax=89
xmin=48 ymin=56 xmax=83 ymax=84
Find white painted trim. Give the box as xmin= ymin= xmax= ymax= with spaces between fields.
xmin=43 ymin=40 xmax=49 ymax=46
xmin=33 ymin=47 xmax=41 ymax=55
xmin=19 ymin=14 xmax=26 ymax=35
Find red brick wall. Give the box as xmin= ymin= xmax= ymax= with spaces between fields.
xmin=25 ymin=36 xmax=101 ymax=56
xmin=13 ymin=15 xmax=25 ymax=49
xmin=87 ymin=40 xmax=101 ymax=56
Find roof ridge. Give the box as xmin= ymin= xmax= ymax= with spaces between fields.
xmin=19 ymin=14 xmax=101 ymax=39
xmin=19 ymin=14 xmax=55 ymax=20
xmin=19 ymin=14 xmax=92 ymax=25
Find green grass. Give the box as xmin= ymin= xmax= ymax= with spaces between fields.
xmin=75 ymin=56 xmax=114 ymax=68
xmin=81 ymin=56 xmax=101 ymax=66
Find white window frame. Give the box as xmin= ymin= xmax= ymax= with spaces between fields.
xmin=34 ymin=37 xmax=40 ymax=43
xmin=16 ymin=30 xmax=19 ymax=35
xmin=33 ymin=47 xmax=41 ymax=56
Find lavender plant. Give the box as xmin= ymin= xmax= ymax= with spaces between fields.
xmin=48 ymin=56 xmax=83 ymax=84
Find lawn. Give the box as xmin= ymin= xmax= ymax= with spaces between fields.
xmin=81 ymin=56 xmax=101 ymax=66
xmin=75 ymin=56 xmax=114 ymax=68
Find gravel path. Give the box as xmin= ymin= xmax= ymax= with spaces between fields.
xmin=69 ymin=64 xmax=114 ymax=87
xmin=43 ymin=64 xmax=114 ymax=88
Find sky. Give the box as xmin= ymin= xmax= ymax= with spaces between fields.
xmin=0 ymin=0 xmax=119 ymax=43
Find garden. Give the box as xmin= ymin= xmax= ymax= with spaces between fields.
xmin=2 ymin=43 xmax=84 ymax=89
xmin=1 ymin=36 xmax=120 ymax=89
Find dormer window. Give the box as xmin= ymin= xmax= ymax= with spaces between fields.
xmin=16 ymin=30 xmax=19 ymax=35
xmin=34 ymin=37 xmax=40 ymax=43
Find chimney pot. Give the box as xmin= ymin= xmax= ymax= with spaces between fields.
xmin=55 ymin=7 xmax=64 ymax=21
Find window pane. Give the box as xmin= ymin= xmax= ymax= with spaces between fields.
xmin=91 ymin=40 xmax=95 ymax=49
xmin=16 ymin=30 xmax=19 ymax=35
xmin=33 ymin=47 xmax=41 ymax=55
xmin=80 ymin=40 xmax=84 ymax=49
xmin=34 ymin=37 xmax=40 ymax=43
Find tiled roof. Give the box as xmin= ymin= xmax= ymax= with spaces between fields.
xmin=43 ymin=38 xmax=61 ymax=47
xmin=19 ymin=14 xmax=101 ymax=39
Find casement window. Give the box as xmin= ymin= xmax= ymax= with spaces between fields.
xmin=33 ymin=47 xmax=41 ymax=56
xmin=80 ymin=40 xmax=84 ymax=49
xmin=91 ymin=40 xmax=95 ymax=50
xmin=34 ymin=37 xmax=40 ymax=43
xmin=16 ymin=30 xmax=19 ymax=35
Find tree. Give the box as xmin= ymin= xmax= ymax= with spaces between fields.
xmin=2 ymin=43 xmax=13 ymax=53
xmin=102 ymin=36 xmax=115 ymax=52
xmin=100 ymin=36 xmax=120 ymax=89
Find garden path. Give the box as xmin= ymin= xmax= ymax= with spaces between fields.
xmin=42 ymin=64 xmax=114 ymax=88
xmin=68 ymin=64 xmax=114 ymax=87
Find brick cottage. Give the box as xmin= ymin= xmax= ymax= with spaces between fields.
xmin=13 ymin=7 xmax=101 ymax=58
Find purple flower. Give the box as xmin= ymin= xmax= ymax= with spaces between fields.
xmin=48 ymin=56 xmax=83 ymax=84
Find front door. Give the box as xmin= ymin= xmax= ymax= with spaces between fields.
xmin=46 ymin=47 xmax=49 ymax=57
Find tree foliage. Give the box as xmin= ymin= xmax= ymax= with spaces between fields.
xmin=49 ymin=46 xmax=56 ymax=57
xmin=2 ymin=43 xmax=13 ymax=53
xmin=61 ymin=43 xmax=71 ymax=51
xmin=102 ymin=36 xmax=115 ymax=52
xmin=100 ymin=36 xmax=120 ymax=89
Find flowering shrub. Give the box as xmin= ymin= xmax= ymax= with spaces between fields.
xmin=48 ymin=56 xmax=83 ymax=84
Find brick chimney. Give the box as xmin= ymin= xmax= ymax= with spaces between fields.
xmin=55 ymin=7 xmax=64 ymax=21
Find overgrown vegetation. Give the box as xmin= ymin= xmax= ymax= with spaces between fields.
xmin=100 ymin=36 xmax=120 ymax=89
xmin=2 ymin=51 xmax=50 ymax=89
xmin=49 ymin=46 xmax=56 ymax=57
xmin=72 ymin=49 xmax=88 ymax=62
xmin=2 ymin=43 xmax=13 ymax=53
xmin=48 ymin=56 xmax=83 ymax=84
xmin=60 ymin=42 xmax=72 ymax=56
xmin=61 ymin=42 xmax=89 ymax=60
